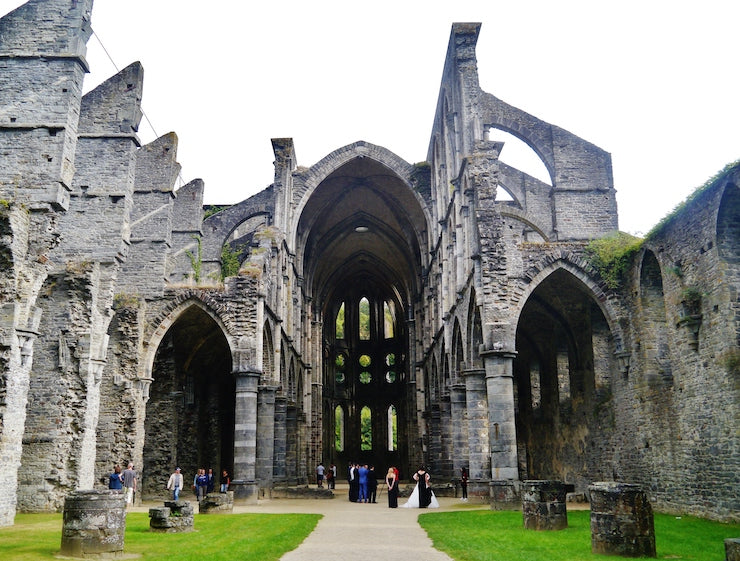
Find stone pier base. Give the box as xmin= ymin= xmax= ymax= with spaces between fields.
xmin=230 ymin=480 xmax=259 ymax=504
xmin=522 ymin=480 xmax=568 ymax=530
xmin=726 ymin=538 xmax=740 ymax=561
xmin=489 ymin=480 xmax=519 ymax=510
xmin=148 ymin=501 xmax=194 ymax=533
xmin=199 ymin=492 xmax=234 ymax=513
xmin=60 ymin=490 xmax=126 ymax=558
xmin=589 ymin=482 xmax=656 ymax=558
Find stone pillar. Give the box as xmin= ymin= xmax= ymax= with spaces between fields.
xmin=482 ymin=350 xmax=519 ymax=509
xmin=482 ymin=350 xmax=518 ymax=480
xmin=256 ymin=385 xmax=278 ymax=489
xmin=428 ymin=403 xmax=442 ymax=474
xmin=439 ymin=395 xmax=453 ymax=478
xmin=273 ymin=395 xmax=287 ymax=482
xmin=589 ymin=482 xmax=656 ymax=558
xmin=450 ymin=382 xmax=468 ymax=478
xmin=522 ymin=480 xmax=568 ymax=530
xmin=231 ymin=370 xmax=260 ymax=503
xmin=463 ymin=368 xmax=490 ymax=498
xmin=60 ymin=490 xmax=126 ymax=558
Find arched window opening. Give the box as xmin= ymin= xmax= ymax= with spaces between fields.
xmin=384 ymin=300 xmax=395 ymax=339
xmin=335 ymin=405 xmax=345 ymax=451
xmin=359 ymin=297 xmax=370 ymax=340
xmin=335 ymin=353 xmax=346 ymax=384
xmin=360 ymin=406 xmax=372 ymax=451
xmin=336 ymin=302 xmax=345 ymax=339
xmin=359 ymin=354 xmax=372 ymax=384
xmin=387 ymin=405 xmax=397 ymax=451
xmin=484 ymin=127 xmax=551 ymax=185
xmin=385 ymin=353 xmax=396 ymax=383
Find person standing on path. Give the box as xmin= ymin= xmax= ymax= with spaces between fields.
xmin=385 ymin=467 xmax=399 ymax=508
xmin=167 ymin=467 xmax=184 ymax=501
xmin=206 ymin=468 xmax=215 ymax=494
xmin=195 ymin=468 xmax=208 ymax=501
xmin=460 ymin=467 xmax=468 ymax=501
xmin=368 ymin=465 xmax=378 ymax=503
xmin=316 ymin=462 xmax=325 ymax=488
xmin=348 ymin=463 xmax=359 ymax=502
xmin=122 ymin=462 xmax=137 ymax=506
xmin=329 ymin=463 xmax=337 ymax=489
xmin=220 ymin=469 xmax=230 ymax=493
xmin=358 ymin=463 xmax=369 ymax=503
xmin=401 ymin=466 xmax=439 ymax=508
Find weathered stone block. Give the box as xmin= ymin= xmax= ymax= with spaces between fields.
xmin=522 ymin=480 xmax=568 ymax=530
xmin=726 ymin=538 xmax=740 ymax=561
xmin=198 ymin=491 xmax=234 ymax=514
xmin=148 ymin=500 xmax=194 ymax=533
xmin=60 ymin=490 xmax=126 ymax=558
xmin=589 ymin=482 xmax=655 ymax=558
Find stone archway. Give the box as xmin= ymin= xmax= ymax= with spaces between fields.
xmin=142 ymin=304 xmax=234 ymax=499
xmin=513 ymin=267 xmax=615 ymax=492
xmin=295 ymin=147 xmax=429 ymax=480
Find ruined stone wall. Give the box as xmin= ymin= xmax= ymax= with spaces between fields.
xmin=611 ymin=173 xmax=740 ymax=521
xmin=0 ymin=0 xmax=93 ymax=526
xmin=118 ymin=134 xmax=179 ymax=298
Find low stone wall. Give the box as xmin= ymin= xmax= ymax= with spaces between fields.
xmin=199 ymin=492 xmax=234 ymax=513
xmin=271 ymin=486 xmax=334 ymax=499
xmin=149 ymin=500 xmax=194 ymax=533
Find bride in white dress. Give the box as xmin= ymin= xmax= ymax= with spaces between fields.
xmin=401 ymin=466 xmax=440 ymax=508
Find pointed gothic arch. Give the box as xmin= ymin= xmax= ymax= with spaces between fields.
xmin=142 ymin=300 xmax=234 ymax=499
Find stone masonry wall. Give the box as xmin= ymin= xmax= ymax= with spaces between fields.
xmin=0 ymin=0 xmax=93 ymax=526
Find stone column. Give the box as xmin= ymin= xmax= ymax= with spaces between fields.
xmin=463 ymin=368 xmax=489 ymax=498
xmin=450 ymin=382 xmax=468 ymax=478
xmin=273 ymin=395 xmax=287 ymax=482
xmin=256 ymin=384 xmax=278 ymax=492
xmin=439 ymin=395 xmax=453 ymax=477
xmin=483 ymin=350 xmax=518 ymax=480
xmin=483 ymin=350 xmax=519 ymax=509
xmin=231 ymin=370 xmax=260 ymax=503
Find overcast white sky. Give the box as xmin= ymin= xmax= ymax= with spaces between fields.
xmin=4 ymin=0 xmax=739 ymax=235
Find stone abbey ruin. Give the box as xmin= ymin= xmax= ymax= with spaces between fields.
xmin=0 ymin=0 xmax=737 ymax=527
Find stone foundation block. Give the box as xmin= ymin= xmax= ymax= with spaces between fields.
xmin=148 ymin=500 xmax=194 ymax=533
xmin=522 ymin=480 xmax=568 ymax=530
xmin=199 ymin=491 xmax=234 ymax=513
xmin=589 ymin=482 xmax=656 ymax=558
xmin=726 ymin=538 xmax=740 ymax=561
xmin=60 ymin=490 xmax=126 ymax=558
xmin=489 ymin=480 xmax=520 ymax=510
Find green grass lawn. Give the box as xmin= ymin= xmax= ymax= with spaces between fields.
xmin=0 ymin=512 xmax=321 ymax=561
xmin=2 ymin=509 xmax=737 ymax=560
xmin=419 ymin=509 xmax=740 ymax=561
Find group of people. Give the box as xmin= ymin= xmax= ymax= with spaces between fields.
xmin=186 ymin=467 xmax=231 ymax=501
xmin=339 ymin=463 xmax=444 ymax=509
xmin=108 ymin=463 xmax=231 ymax=504
xmin=346 ymin=463 xmax=379 ymax=503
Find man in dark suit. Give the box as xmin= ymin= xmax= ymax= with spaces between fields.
xmin=368 ymin=465 xmax=378 ymax=503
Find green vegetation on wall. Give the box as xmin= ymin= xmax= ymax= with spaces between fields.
xmin=584 ymin=231 xmax=643 ymax=289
